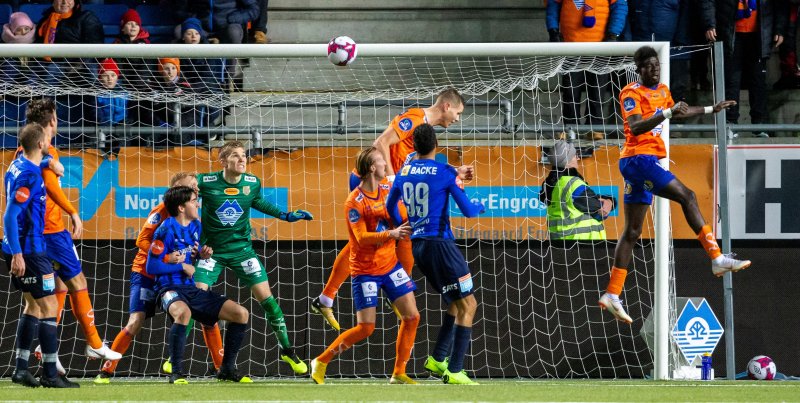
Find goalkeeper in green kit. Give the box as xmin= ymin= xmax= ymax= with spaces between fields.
xmin=193 ymin=141 xmax=312 ymax=375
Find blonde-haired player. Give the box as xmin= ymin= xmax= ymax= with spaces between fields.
xmin=311 ymin=147 xmax=417 ymax=384
xmin=311 ymin=88 xmax=471 ymax=331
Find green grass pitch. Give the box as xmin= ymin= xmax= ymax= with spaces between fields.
xmin=2 ymin=378 xmax=798 ymax=401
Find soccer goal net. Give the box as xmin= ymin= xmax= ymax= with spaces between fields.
xmin=0 ymin=43 xmax=678 ymax=379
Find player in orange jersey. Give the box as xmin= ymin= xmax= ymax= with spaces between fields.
xmin=311 ymin=89 xmax=470 ymax=330
xmin=93 ymin=172 xmax=234 ymax=383
xmin=310 ymin=147 xmax=417 ymax=385
xmin=600 ymin=46 xmax=751 ymax=324
xmin=22 ymin=99 xmax=122 ymax=377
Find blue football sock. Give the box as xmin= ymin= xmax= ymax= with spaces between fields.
xmin=432 ymin=313 xmax=456 ymax=362
xmin=38 ymin=318 xmax=59 ymax=379
xmin=14 ymin=314 xmax=39 ymax=372
xmin=170 ymin=323 xmax=188 ymax=376
xmin=447 ymin=325 xmax=472 ymax=373
xmin=222 ymin=322 xmax=248 ymax=370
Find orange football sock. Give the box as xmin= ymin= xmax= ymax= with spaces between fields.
xmin=69 ymin=289 xmax=102 ymax=349
xmin=321 ymin=243 xmax=352 ymax=300
xmin=202 ymin=324 xmax=224 ymax=370
xmin=606 ymin=267 xmax=628 ymax=296
xmin=54 ymin=290 xmax=67 ymax=325
xmin=396 ymin=239 xmax=414 ymax=275
xmin=393 ymin=314 xmax=419 ymax=375
xmin=697 ymin=225 xmax=722 ymax=260
xmin=102 ymin=328 xmax=134 ymax=374
xmin=317 ymin=322 xmax=375 ymax=364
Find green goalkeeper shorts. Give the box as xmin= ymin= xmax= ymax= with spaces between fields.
xmin=193 ymin=249 xmax=268 ymax=288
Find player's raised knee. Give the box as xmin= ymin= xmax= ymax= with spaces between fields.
xmin=231 ymin=304 xmax=249 ymax=324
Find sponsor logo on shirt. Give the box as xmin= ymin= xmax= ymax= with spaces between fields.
xmin=244 ymin=176 xmax=257 ymax=183
xmin=398 ymin=118 xmax=413 ymax=132
xmin=203 ymin=175 xmax=217 ymax=182
xmin=151 ymin=239 xmax=165 ymax=255
xmin=224 ymin=188 xmax=240 ymax=196
xmin=15 ymin=187 xmax=30 ymax=203
xmin=216 ymin=199 xmax=244 ymax=226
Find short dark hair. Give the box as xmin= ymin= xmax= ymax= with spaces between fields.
xmin=436 ymin=88 xmax=464 ymax=107
xmin=634 ymin=46 xmax=659 ymax=69
xmin=412 ymin=123 xmax=437 ymax=156
xmin=19 ymin=123 xmax=45 ymax=153
xmin=164 ymin=186 xmax=196 ymax=217
xmin=26 ymin=98 xmax=56 ymax=127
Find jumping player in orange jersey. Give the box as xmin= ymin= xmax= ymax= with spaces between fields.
xmin=310 ymin=88 xmax=471 ymax=330
xmin=310 ymin=147 xmax=418 ymax=385
xmin=93 ymin=173 xmax=233 ymax=383
xmin=600 ymin=46 xmax=751 ymax=324
xmin=21 ymin=99 xmax=122 ymax=374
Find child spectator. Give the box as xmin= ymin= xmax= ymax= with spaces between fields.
xmin=157 ymin=58 xmax=191 ymax=94
xmin=0 ymin=12 xmax=36 ymax=124
xmin=1 ymin=12 xmax=36 ymax=44
xmin=95 ymin=58 xmax=128 ymax=126
xmin=143 ymin=58 xmax=201 ymax=144
xmin=115 ymin=9 xmax=150 ymax=44
xmin=180 ymin=17 xmax=226 ymax=127
xmin=114 ymin=9 xmax=153 ymax=92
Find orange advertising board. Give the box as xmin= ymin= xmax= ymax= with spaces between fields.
xmin=0 ymin=145 xmax=714 ymax=241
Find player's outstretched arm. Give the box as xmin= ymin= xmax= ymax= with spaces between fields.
xmin=672 ymin=100 xmax=737 ymax=119
xmin=279 ymin=210 xmax=314 ymax=222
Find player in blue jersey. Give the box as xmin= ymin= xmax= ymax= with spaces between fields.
xmin=146 ymin=186 xmax=250 ymax=384
xmin=3 ymin=123 xmax=78 ymax=388
xmin=387 ymin=123 xmax=485 ymax=385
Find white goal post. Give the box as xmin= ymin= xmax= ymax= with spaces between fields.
xmin=0 ymin=42 xmax=674 ymax=380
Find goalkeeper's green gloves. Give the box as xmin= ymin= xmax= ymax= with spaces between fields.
xmin=280 ymin=210 xmax=314 ymax=222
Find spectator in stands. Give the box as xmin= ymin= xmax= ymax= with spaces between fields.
xmin=174 ymin=0 xmax=259 ymax=44
xmin=36 ymin=0 xmax=104 ymax=45
xmin=94 ymin=58 xmax=128 ymax=126
xmin=179 ymin=17 xmax=226 ymax=127
xmin=1 ymin=11 xmax=36 ymax=123
xmin=701 ymin=0 xmax=788 ymax=138
xmin=546 ymin=0 xmax=629 ymax=141
xmin=146 ymin=58 xmax=200 ymax=140
xmin=628 ymin=0 xmax=694 ymax=103
xmin=35 ymin=0 xmax=105 ymax=87
xmin=775 ymin=0 xmax=800 ymax=89
xmin=113 ymin=9 xmax=153 ymax=92
xmin=2 ymin=12 xmax=35 ymax=45
xmin=251 ymin=0 xmax=270 ymax=44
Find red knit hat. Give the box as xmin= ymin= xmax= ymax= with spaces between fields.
xmin=120 ymin=9 xmax=142 ymax=27
xmin=99 ymin=58 xmax=120 ymax=77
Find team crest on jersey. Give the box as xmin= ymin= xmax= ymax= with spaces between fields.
xmin=243 ymin=186 xmax=250 ymax=195
xmin=400 ymin=165 xmax=411 ymax=176
xmin=643 ymin=180 xmax=654 ymax=191
xmin=624 ymin=181 xmax=632 ymax=195
xmin=146 ymin=212 xmax=161 ymax=225
xmin=224 ymin=188 xmax=240 ymax=196
xmin=203 ymin=175 xmax=217 ymax=182
xmin=244 ymin=176 xmax=257 ymax=183
xmin=348 ymin=208 xmax=360 ymax=223
xmin=216 ymin=199 xmax=244 ymax=226
xmin=623 ymin=97 xmax=636 ymax=112
xmin=398 ymin=118 xmax=413 ymax=131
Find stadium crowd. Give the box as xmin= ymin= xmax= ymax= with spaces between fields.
xmin=1 ymin=0 xmax=799 ymax=147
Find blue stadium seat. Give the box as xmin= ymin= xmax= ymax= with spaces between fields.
xmin=0 ymin=4 xmax=12 ymax=26
xmin=19 ymin=4 xmax=50 ymax=24
xmin=136 ymin=4 xmax=177 ymax=43
xmin=84 ymin=4 xmax=130 ymax=41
